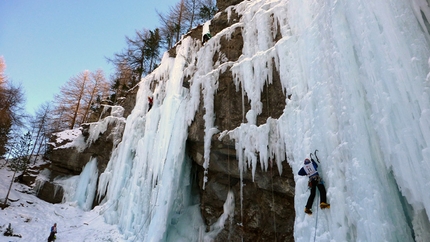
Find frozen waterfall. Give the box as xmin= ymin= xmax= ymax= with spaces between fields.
xmin=68 ymin=0 xmax=430 ymax=241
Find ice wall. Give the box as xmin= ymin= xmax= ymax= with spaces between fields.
xmin=74 ymin=158 xmax=98 ymax=211
xmin=82 ymin=0 xmax=430 ymax=241
xmin=228 ymin=0 xmax=430 ymax=241
xmin=59 ymin=158 xmax=98 ymax=211
xmin=96 ymin=39 xmax=207 ymax=241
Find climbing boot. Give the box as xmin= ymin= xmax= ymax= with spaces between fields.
xmin=304 ymin=207 xmax=312 ymax=215
xmin=320 ymin=202 xmax=330 ymax=209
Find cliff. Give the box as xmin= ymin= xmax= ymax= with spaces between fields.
xmin=34 ymin=0 xmax=430 ymax=241
xmin=185 ymin=4 xmax=294 ymax=241
xmin=41 ymin=0 xmax=295 ymax=240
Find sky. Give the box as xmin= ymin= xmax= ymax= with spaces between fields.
xmin=0 ymin=0 xmax=177 ymax=116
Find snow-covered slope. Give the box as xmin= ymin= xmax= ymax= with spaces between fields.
xmin=0 ymin=159 xmax=124 ymax=242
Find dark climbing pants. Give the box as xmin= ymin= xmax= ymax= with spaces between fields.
xmin=306 ymin=177 xmax=327 ymax=209
xmin=48 ymin=232 xmax=56 ymax=242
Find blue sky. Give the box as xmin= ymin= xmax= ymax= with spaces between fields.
xmin=0 ymin=0 xmax=177 ymax=115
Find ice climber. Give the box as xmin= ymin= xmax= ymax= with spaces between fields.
xmin=47 ymin=223 xmax=57 ymax=242
xmin=148 ymin=96 xmax=153 ymax=111
xmin=202 ymin=33 xmax=212 ymax=44
xmin=298 ymin=158 xmax=330 ymax=215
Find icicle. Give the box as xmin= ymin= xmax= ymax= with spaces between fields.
xmin=204 ymin=190 xmax=235 ymax=240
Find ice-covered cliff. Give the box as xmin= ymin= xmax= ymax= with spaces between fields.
xmin=66 ymin=0 xmax=430 ymax=241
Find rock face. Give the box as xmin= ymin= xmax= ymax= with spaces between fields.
xmin=46 ymin=123 xmax=119 ymax=176
xmin=41 ymin=0 xmax=296 ymax=240
xmin=39 ymin=113 xmax=126 ymax=205
xmin=185 ymin=5 xmax=295 ymax=241
xmin=217 ymin=0 xmax=244 ymax=11
xmin=188 ymin=89 xmax=295 ymax=241
xmin=35 ymin=178 xmax=64 ymax=204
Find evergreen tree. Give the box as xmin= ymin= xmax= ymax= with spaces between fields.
xmin=107 ymin=28 xmax=161 ymax=102
xmin=144 ymin=29 xmax=162 ymax=73
xmin=197 ymin=0 xmax=217 ymax=23
xmin=107 ymin=29 xmax=149 ymax=87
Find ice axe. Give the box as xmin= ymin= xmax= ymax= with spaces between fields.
xmin=310 ymin=149 xmax=320 ymax=163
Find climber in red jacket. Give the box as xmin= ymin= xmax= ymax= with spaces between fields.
xmin=148 ymin=96 xmax=153 ymax=111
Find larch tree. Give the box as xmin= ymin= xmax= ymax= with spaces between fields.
xmin=157 ymin=0 xmax=216 ymax=49
xmin=185 ymin=0 xmax=198 ymax=32
xmin=174 ymin=0 xmax=187 ymax=42
xmin=63 ymin=70 xmax=90 ymax=129
xmin=184 ymin=0 xmax=214 ymax=31
xmin=0 ymin=57 xmax=8 ymax=156
xmin=50 ymin=102 xmax=69 ymax=132
xmin=158 ymin=0 xmax=188 ymax=49
xmin=81 ymin=69 xmax=110 ymax=123
xmin=158 ymin=14 xmax=178 ymax=50
xmin=0 ymin=57 xmax=26 ymax=157
xmin=2 ymin=132 xmax=32 ymax=209
xmin=109 ymin=61 xmax=135 ymax=104
xmin=28 ymin=102 xmax=51 ymax=164
xmin=52 ymin=70 xmax=110 ymax=130
xmin=0 ymin=57 xmax=6 ymax=86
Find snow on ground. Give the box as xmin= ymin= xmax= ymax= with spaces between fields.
xmin=50 ymin=128 xmax=85 ymax=151
xmin=0 ymin=158 xmax=123 ymax=242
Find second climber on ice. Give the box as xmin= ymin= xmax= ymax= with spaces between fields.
xmin=298 ymin=158 xmax=330 ymax=215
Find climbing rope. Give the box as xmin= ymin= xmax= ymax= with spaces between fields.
xmin=270 ymin=159 xmax=278 ymax=241
xmin=311 ymin=149 xmax=322 ymax=242
xmin=227 ymin=68 xmax=233 ymax=242
xmin=313 ymin=196 xmax=319 ymax=242
xmin=131 ymin=210 xmax=153 ymax=242
xmin=266 ymin=81 xmax=278 ymax=241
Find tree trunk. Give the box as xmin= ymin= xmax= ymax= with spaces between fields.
xmin=2 ymin=169 xmax=16 ymax=209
